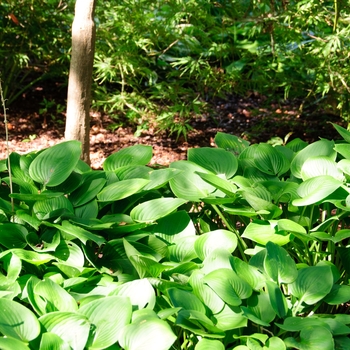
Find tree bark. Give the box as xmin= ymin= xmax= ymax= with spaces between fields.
xmin=65 ymin=0 xmax=96 ymax=164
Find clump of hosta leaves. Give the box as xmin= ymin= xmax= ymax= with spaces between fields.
xmin=0 ymin=124 xmax=350 ymax=349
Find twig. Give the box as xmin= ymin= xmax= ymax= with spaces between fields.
xmin=0 ymin=75 xmax=14 ymax=213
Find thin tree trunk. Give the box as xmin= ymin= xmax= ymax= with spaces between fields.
xmin=65 ymin=0 xmax=96 ymax=164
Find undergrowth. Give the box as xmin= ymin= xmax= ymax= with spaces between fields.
xmin=0 ymin=121 xmax=350 ymax=348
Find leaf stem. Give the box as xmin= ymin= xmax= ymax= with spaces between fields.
xmin=0 ymin=76 xmax=14 ymax=213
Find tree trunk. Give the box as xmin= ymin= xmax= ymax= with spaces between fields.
xmin=65 ymin=0 xmax=96 ymax=165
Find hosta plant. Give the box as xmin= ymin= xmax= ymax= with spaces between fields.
xmin=0 ymin=125 xmax=350 ymax=349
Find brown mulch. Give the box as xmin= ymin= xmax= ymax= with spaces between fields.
xmin=0 ymin=87 xmax=344 ymax=169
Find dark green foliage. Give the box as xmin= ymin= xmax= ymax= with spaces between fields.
xmin=1 ymin=0 xmax=349 ymax=139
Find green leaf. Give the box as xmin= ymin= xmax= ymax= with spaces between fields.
xmin=110 ymin=278 xmax=156 ymax=310
xmin=0 ymin=337 xmax=30 ymax=350
xmin=97 ymin=178 xmax=149 ymax=202
xmin=203 ymin=268 xmax=252 ymax=306
xmin=265 ymin=280 xmax=288 ymax=319
xmin=214 ymin=132 xmax=250 ymax=156
xmin=331 ymin=122 xmax=350 ymax=143
xmin=300 ymin=156 xmax=344 ymax=181
xmin=293 ymin=175 xmax=343 ymax=206
xmin=264 ymin=242 xmax=298 ymax=284
xmin=189 ymin=269 xmax=225 ymax=314
xmin=144 ymin=168 xmax=182 ymax=190
xmin=0 ymin=223 xmax=27 ymax=249
xmin=289 ymin=265 xmax=334 ymax=305
xmin=33 ymin=195 xmax=74 ymax=220
xmin=119 ymin=311 xmax=176 ymax=350
xmin=69 ymin=171 xmax=106 ymax=206
xmin=323 ymin=284 xmax=350 ymax=305
xmin=284 ymin=326 xmax=334 ymax=350
xmin=169 ymin=161 xmax=215 ymax=201
xmin=194 ymin=229 xmax=237 ymax=261
xmin=39 ymin=312 xmax=90 ymax=350
xmin=290 ymin=139 xmax=336 ymax=179
xmin=196 ymin=172 xmax=237 ymax=196
xmin=103 ymin=145 xmax=153 ymax=171
xmin=39 ymin=332 xmax=71 ymax=350
xmin=213 ymin=304 xmax=247 ymax=331
xmin=195 ymin=338 xmax=225 ymax=350
xmin=334 ymin=143 xmax=350 ymax=159
xmin=0 ymin=298 xmax=40 ymax=342
xmin=29 ymin=141 xmax=81 ymax=187
xmin=50 ymin=220 xmax=105 ymax=246
xmin=244 ymin=292 xmax=276 ymax=325
xmin=130 ymin=197 xmax=187 ymax=223
xmin=253 ymin=143 xmax=289 ymax=176
xmin=242 ymin=221 xmax=291 ymax=246
xmin=5 ymin=249 xmax=55 ymax=265
xmin=168 ymin=288 xmax=206 ymax=313
xmin=35 ymin=278 xmax=78 ymax=313
xmin=188 ymin=147 xmax=238 ymax=178
xmin=78 ymin=296 xmax=132 ymax=349
xmin=263 ymin=337 xmax=286 ymax=350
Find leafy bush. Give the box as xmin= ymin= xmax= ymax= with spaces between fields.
xmin=0 ymin=0 xmax=73 ymax=104
xmin=0 ymin=125 xmax=350 ymax=349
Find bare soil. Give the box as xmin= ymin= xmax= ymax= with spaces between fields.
xmin=0 ymin=85 xmax=343 ymax=169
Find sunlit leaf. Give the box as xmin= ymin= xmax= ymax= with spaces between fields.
xmin=290 ymin=139 xmax=335 ymax=179
xmin=0 ymin=298 xmax=40 ymax=342
xmin=169 ymin=161 xmax=215 ymax=201
xmin=103 ymin=145 xmax=153 ymax=171
xmin=194 ymin=229 xmax=237 ymax=261
xmin=39 ymin=312 xmax=90 ymax=350
xmin=130 ymin=197 xmax=187 ymax=223
xmin=289 ymin=265 xmax=333 ymax=305
xmin=188 ymin=147 xmax=239 ymax=178
xmin=78 ymin=296 xmax=132 ymax=349
xmin=97 ymin=178 xmax=149 ymax=202
xmin=29 ymin=141 xmax=81 ymax=187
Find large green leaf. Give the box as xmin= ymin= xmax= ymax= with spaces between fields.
xmin=169 ymin=161 xmax=215 ymax=201
xmin=284 ymin=326 xmax=334 ymax=350
xmin=203 ymin=268 xmax=252 ymax=306
xmin=0 ymin=337 xmax=30 ymax=350
xmin=290 ymin=139 xmax=336 ymax=179
xmin=168 ymin=288 xmax=207 ymax=313
xmin=103 ymin=145 xmax=153 ymax=171
xmin=213 ymin=304 xmax=247 ymax=331
xmin=300 ymin=156 xmax=344 ymax=181
xmin=97 ymin=178 xmax=149 ymax=202
xmin=130 ymin=197 xmax=187 ymax=223
xmin=79 ymin=296 xmax=132 ymax=349
xmin=214 ymin=132 xmax=249 ymax=156
xmin=110 ymin=278 xmax=156 ymax=310
xmin=48 ymin=220 xmax=105 ymax=246
xmin=253 ymin=143 xmax=289 ymax=176
xmin=242 ymin=221 xmax=291 ymax=246
xmin=0 ymin=298 xmax=40 ymax=342
xmin=244 ymin=292 xmax=276 ymax=325
xmin=289 ymin=265 xmax=334 ymax=305
xmin=189 ymin=270 xmax=225 ymax=314
xmin=119 ymin=310 xmax=176 ymax=350
xmin=33 ymin=195 xmax=74 ymax=220
xmin=194 ymin=229 xmax=237 ymax=261
xmin=28 ymin=141 xmax=81 ymax=187
xmin=264 ymin=242 xmax=298 ymax=284
xmin=39 ymin=312 xmax=90 ymax=350
xmin=292 ymin=175 xmax=343 ymax=206
xmin=188 ymin=147 xmax=238 ymax=178
xmin=0 ymin=223 xmax=27 ymax=249
xmin=69 ymin=171 xmax=106 ymax=206
xmin=35 ymin=278 xmax=78 ymax=313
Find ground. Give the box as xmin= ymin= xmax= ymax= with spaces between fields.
xmin=0 ymin=86 xmax=344 ymax=169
